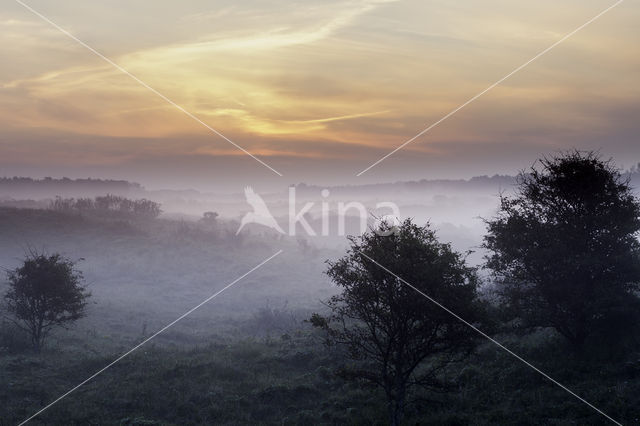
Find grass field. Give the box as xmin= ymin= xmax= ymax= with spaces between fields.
xmin=1 ymin=208 xmax=639 ymax=425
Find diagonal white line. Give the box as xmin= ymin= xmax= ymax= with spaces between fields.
xmin=357 ymin=251 xmax=622 ymax=425
xmin=18 ymin=249 xmax=283 ymax=425
xmin=356 ymin=0 xmax=625 ymax=176
xmin=14 ymin=0 xmax=283 ymax=177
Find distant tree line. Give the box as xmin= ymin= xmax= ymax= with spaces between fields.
xmin=0 ymin=176 xmax=140 ymax=187
xmin=292 ymin=162 xmax=640 ymax=198
xmin=292 ymin=174 xmax=517 ymax=198
xmin=50 ymin=194 xmax=162 ymax=219
xmin=0 ymin=177 xmax=142 ymax=200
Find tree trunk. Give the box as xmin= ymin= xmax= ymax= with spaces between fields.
xmin=387 ymin=388 xmax=406 ymax=426
xmin=32 ymin=323 xmax=43 ymax=353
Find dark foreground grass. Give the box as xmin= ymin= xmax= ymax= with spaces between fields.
xmin=2 ymin=330 xmax=639 ymax=425
xmin=2 ymin=335 xmax=386 ymax=425
xmin=0 ymin=209 xmax=638 ymax=424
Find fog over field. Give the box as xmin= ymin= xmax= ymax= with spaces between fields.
xmin=0 ymin=175 xmax=503 ymax=342
xmin=1 ymin=165 xmax=640 ymax=424
xmin=2 ymin=0 xmax=640 ymax=424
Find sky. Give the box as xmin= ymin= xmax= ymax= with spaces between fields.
xmin=0 ymin=0 xmax=638 ymax=190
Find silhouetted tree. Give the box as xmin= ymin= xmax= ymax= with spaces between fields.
xmin=3 ymin=252 xmax=90 ymax=352
xmin=200 ymin=211 xmax=219 ymax=230
xmin=311 ymin=219 xmax=481 ymax=426
xmin=484 ymin=151 xmax=640 ymax=348
xmin=202 ymin=211 xmax=219 ymax=222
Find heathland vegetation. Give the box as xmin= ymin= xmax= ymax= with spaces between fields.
xmin=1 ymin=152 xmax=640 ymax=425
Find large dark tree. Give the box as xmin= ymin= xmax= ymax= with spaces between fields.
xmin=484 ymin=151 xmax=640 ymax=348
xmin=311 ymin=219 xmax=481 ymax=426
xmin=3 ymin=252 xmax=90 ymax=352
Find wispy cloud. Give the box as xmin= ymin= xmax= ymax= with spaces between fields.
xmin=130 ymin=0 xmax=399 ymax=58
xmin=286 ymin=110 xmax=391 ymax=124
xmin=1 ymin=0 xmax=638 ymax=181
